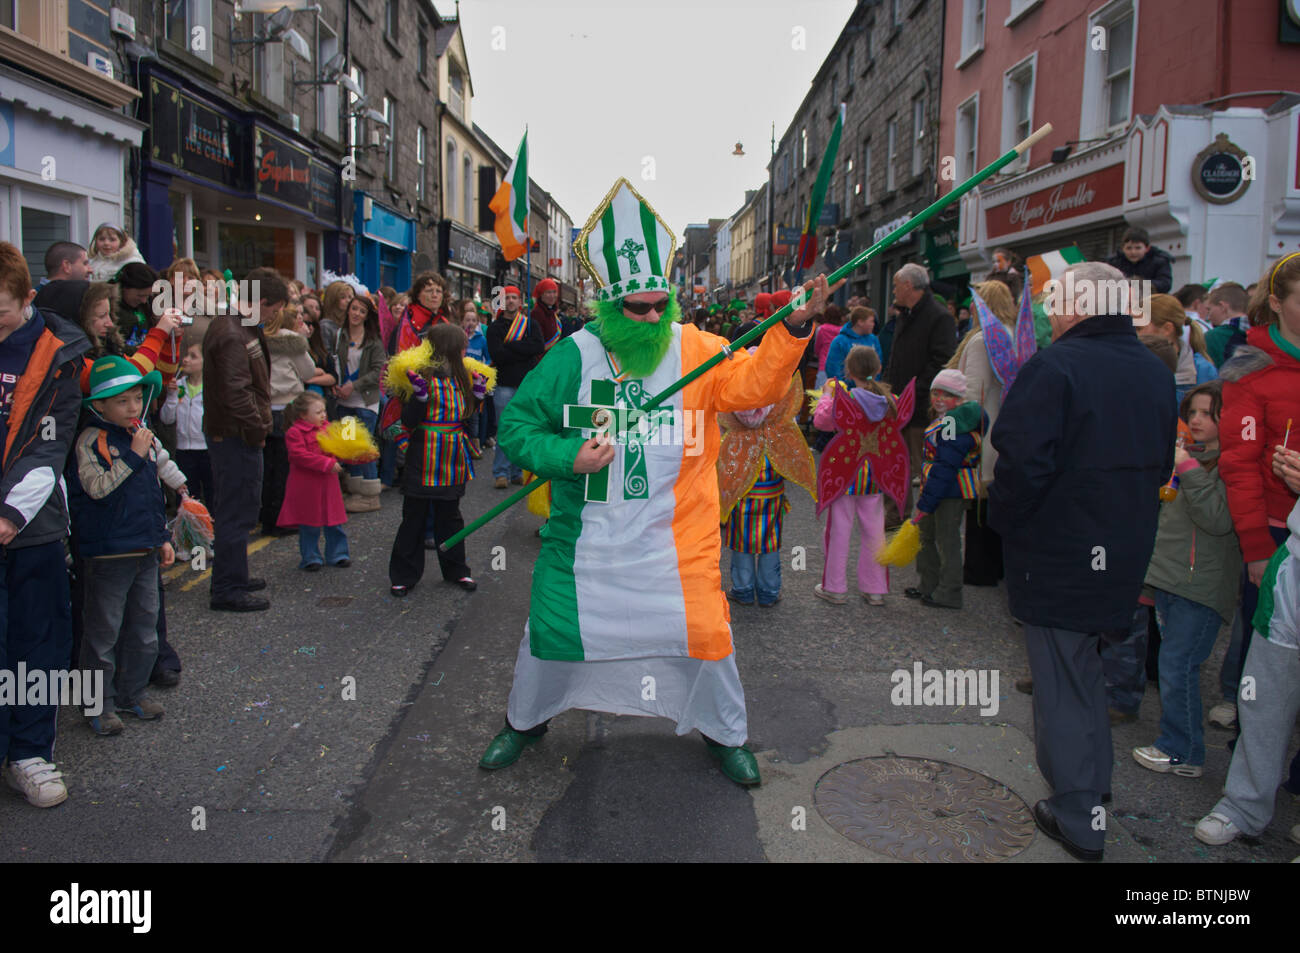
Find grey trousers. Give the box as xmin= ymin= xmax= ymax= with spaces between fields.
xmin=1024 ymin=624 xmax=1111 ymax=852
xmin=1211 ymin=634 xmax=1300 ymax=835
xmin=916 ymin=497 xmax=967 ymax=607
xmin=80 ymin=552 xmax=160 ymax=714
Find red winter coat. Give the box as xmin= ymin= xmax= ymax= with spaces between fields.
xmin=1217 ymin=324 xmax=1300 ymax=563
xmin=277 ymin=419 xmax=347 ymax=529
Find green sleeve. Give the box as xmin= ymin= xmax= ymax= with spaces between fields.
xmin=498 ymin=338 xmax=585 ymax=480
xmin=1177 ymin=465 xmax=1236 ymax=536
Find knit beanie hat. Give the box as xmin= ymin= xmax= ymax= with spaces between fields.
xmin=753 ymin=292 xmax=773 ymax=318
xmin=772 ymin=290 xmax=793 ymax=310
xmin=930 ymin=368 xmax=967 ymax=398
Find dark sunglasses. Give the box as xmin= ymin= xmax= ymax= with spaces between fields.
xmin=622 ymin=297 xmax=669 ymax=316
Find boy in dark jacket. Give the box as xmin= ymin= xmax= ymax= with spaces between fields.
xmin=1105 ymin=226 xmax=1173 ymax=295
xmin=0 ymin=241 xmax=88 ymax=808
xmin=69 ymin=357 xmax=185 ymax=736
xmin=906 ymin=369 xmax=985 ymax=610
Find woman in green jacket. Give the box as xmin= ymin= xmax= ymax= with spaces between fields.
xmin=1134 ymin=381 xmax=1242 ymax=778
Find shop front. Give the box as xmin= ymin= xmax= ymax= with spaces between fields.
xmin=0 ymin=62 xmax=144 ymax=278
xmin=958 ymin=139 xmax=1129 ymax=277
xmin=868 ymin=211 xmax=918 ymax=318
xmin=924 ymin=213 xmax=968 ymax=305
xmin=353 ymin=193 xmax=415 ymax=292
xmin=139 ymin=62 xmax=346 ymax=282
xmin=1122 ymin=103 xmax=1300 ymax=286
xmin=439 ymin=219 xmax=496 ymax=301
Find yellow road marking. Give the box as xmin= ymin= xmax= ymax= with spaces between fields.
xmin=180 ymin=535 xmax=277 ymax=592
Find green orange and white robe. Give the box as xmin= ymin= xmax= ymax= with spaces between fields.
xmin=497 ymin=319 xmax=810 ymax=744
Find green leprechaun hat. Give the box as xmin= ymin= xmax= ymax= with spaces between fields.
xmin=573 ymin=178 xmax=676 ymax=303
xmin=84 ymin=354 xmax=163 ymax=414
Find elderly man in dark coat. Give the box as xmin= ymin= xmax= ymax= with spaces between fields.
xmin=884 ymin=262 xmax=956 ymax=517
xmin=989 ymin=261 xmax=1177 ymax=861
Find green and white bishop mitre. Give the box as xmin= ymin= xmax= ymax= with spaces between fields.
xmin=479 ymin=177 xmax=815 ymax=786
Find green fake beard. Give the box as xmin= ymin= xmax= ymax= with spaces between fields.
xmin=590 ymin=296 xmax=681 ymax=378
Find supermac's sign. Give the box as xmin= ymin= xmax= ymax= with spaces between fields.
xmin=985 ymin=164 xmax=1125 ymax=238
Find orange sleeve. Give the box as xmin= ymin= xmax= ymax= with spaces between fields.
xmin=132 ymin=327 xmax=180 ymax=386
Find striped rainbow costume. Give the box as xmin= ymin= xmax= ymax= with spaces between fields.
xmin=725 ymin=459 xmax=787 ymax=553
xmin=411 ymin=376 xmax=474 ymax=488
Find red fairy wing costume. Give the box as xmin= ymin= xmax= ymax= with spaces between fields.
xmin=816 ymin=377 xmax=915 ymax=515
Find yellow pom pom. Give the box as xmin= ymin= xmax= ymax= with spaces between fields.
xmin=464 ymin=357 xmax=497 ymax=395
xmin=522 ymin=471 xmax=550 ymax=517
xmin=317 ymin=417 xmax=380 ymax=463
xmin=876 ymin=519 xmax=921 ymax=567
xmin=385 ymin=340 xmax=434 ymax=399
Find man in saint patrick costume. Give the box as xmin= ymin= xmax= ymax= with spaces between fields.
xmin=479 ymin=178 xmax=833 ymax=785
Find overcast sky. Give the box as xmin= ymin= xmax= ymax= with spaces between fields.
xmin=447 ymin=0 xmax=859 ymax=246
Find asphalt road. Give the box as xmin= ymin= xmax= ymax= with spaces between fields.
xmin=3 ymin=469 xmax=1297 ymax=863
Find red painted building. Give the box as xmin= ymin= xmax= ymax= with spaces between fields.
xmin=938 ymin=0 xmax=1300 ymax=284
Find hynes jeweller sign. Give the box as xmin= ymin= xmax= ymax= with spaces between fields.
xmin=986 ymin=164 xmax=1125 ymax=238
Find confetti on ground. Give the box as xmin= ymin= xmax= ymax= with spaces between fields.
xmin=432 ymin=672 xmax=445 ymax=686
xmin=216 ymin=765 xmax=227 ymax=772
xmin=297 ymin=646 xmax=317 ymax=657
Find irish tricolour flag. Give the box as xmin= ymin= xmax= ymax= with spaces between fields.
xmin=490 ymin=130 xmax=529 ymax=261
xmin=1024 ymin=245 xmax=1084 ymax=296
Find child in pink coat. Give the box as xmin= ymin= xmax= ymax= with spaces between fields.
xmin=277 ymin=392 xmax=350 ymax=570
xmin=813 ymin=345 xmax=896 ymax=606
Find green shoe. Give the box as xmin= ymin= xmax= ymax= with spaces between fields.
xmin=705 ymin=739 xmax=761 ymax=787
xmin=478 ymin=726 xmax=541 ymax=770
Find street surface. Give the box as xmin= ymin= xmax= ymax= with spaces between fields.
xmin=3 ymin=474 xmax=1296 ymax=863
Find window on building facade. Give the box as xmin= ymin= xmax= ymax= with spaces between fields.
xmin=912 ymin=94 xmax=925 ymax=176
xmin=416 ymin=125 xmax=426 ymax=201
xmin=862 ymin=141 xmax=871 ymax=205
xmin=844 ymin=154 xmax=853 ymax=211
xmin=463 ymin=154 xmax=472 ymax=226
xmin=1002 ymin=54 xmax=1036 ymax=168
xmin=960 ymin=0 xmax=985 ymax=62
xmin=417 ymin=22 xmax=428 ymax=76
xmin=252 ymin=13 xmax=286 ymax=103
xmin=801 ymin=127 xmax=808 ymax=168
xmin=449 ymin=66 xmax=465 ymax=120
xmin=348 ymin=65 xmax=365 ymax=161
xmin=1082 ymin=0 xmax=1136 ymax=138
xmin=385 ymin=0 xmax=399 ymax=40
xmin=886 ymin=118 xmax=897 ymax=191
xmin=1007 ymin=0 xmax=1042 ymax=22
xmin=830 ymin=74 xmax=837 ymax=109
xmin=446 ymin=140 xmax=458 ymax=220
xmin=318 ymin=24 xmax=340 ymax=141
xmin=166 ymin=0 xmax=214 ymax=64
xmin=1103 ymin=9 xmax=1134 ymax=128
xmin=891 ymin=0 xmax=902 ymax=27
xmin=846 ymin=45 xmax=854 ymax=86
xmin=384 ymin=97 xmax=396 ymax=180
xmin=956 ymin=94 xmax=978 ymax=180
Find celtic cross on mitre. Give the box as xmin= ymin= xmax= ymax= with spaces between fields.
xmin=615 ymin=238 xmax=645 ymax=275
xmin=563 ymin=379 xmax=674 ymax=503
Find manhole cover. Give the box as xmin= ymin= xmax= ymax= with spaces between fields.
xmin=317 ymin=596 xmax=354 ymax=607
xmin=814 ymin=756 xmax=1035 ymax=862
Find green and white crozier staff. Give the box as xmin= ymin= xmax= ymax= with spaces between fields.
xmin=443 ymin=123 xmax=1056 ymax=550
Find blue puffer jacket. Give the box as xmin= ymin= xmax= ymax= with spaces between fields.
xmin=67 ymin=420 xmax=174 ymax=558
xmin=824 ymin=324 xmax=882 ymax=383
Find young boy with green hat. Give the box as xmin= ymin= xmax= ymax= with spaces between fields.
xmin=68 ymin=356 xmax=187 ymax=736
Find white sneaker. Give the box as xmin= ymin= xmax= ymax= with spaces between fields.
xmin=4 ymin=757 xmax=68 ymax=808
xmin=1132 ymin=745 xmax=1203 ymax=777
xmin=863 ymin=593 xmax=885 ymax=606
xmin=814 ymin=584 xmax=846 ymax=605
xmin=1194 ymin=811 xmax=1241 ymax=846
xmin=1207 ymin=702 xmax=1237 ymax=729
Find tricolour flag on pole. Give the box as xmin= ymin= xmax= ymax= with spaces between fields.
xmin=490 ymin=130 xmax=529 ymax=261
xmin=1024 ymin=245 xmax=1085 ymax=296
xmin=797 ymin=103 xmax=845 ymax=270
